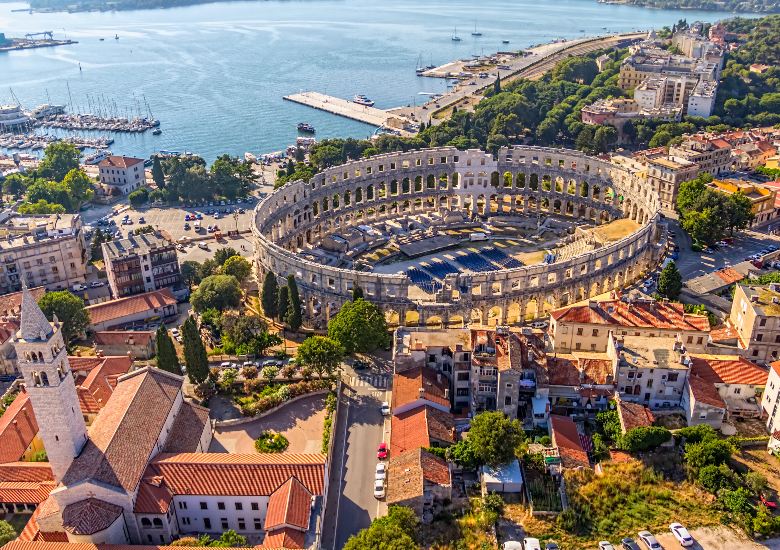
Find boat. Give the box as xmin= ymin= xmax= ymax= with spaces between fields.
xmin=297 ymin=122 xmax=316 ymax=133
xmin=352 ymin=95 xmax=375 ymax=107
xmin=114 ymin=34 xmax=119 ymax=40
xmin=99 ymin=38 xmax=104 ymax=41
xmin=84 ymin=150 xmax=112 ymax=165
xmin=451 ymin=27 xmax=461 ymax=42
xmin=152 ymin=128 xmax=162 ymax=135
xmin=502 ymin=39 xmax=510 ymax=44
xmin=471 ymin=23 xmax=482 ymax=37
xmin=415 ymin=54 xmax=426 ymax=75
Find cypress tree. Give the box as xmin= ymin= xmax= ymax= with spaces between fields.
xmin=494 ymin=73 xmax=501 ymax=94
xmin=351 ymin=285 xmax=364 ymax=301
xmin=182 ymin=317 xmax=208 ymax=384
xmin=152 ymin=155 xmax=165 ymax=189
xmin=261 ymin=272 xmax=279 ymax=319
xmin=155 ymin=325 xmax=179 ymax=375
xmin=287 ymin=275 xmax=302 ymax=331
xmin=277 ymin=286 xmax=289 ymax=327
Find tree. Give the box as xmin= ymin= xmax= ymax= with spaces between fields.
xmin=38 ymin=291 xmax=90 ymax=343
xmin=351 ymin=285 xmax=364 ymax=301
xmin=725 ymin=191 xmax=755 ymax=234
xmin=190 ymin=275 xmax=242 ymax=312
xmin=0 ymin=520 xmax=16 ymax=546
xmin=343 ymin=518 xmax=417 ymax=550
xmin=181 ymin=260 xmax=202 ymax=288
xmin=128 ymin=187 xmax=149 ymax=208
xmin=18 ymin=199 xmax=66 ymax=214
xmin=222 ymin=255 xmax=251 ymax=282
xmin=155 ymin=325 xmax=179 ymax=375
xmin=214 ymin=247 xmax=240 ymax=266
xmin=152 ymin=155 xmax=165 ymax=189
xmin=210 ymin=530 xmax=247 ymax=547
xmin=261 ymin=365 xmax=279 ymax=385
xmin=619 ymin=426 xmax=671 ymax=452
xmin=297 ymin=336 xmax=345 ymax=378
xmin=277 ymin=286 xmax=289 ymax=326
xmin=182 ymin=317 xmax=209 ymax=384
xmin=446 ymin=438 xmax=479 ymax=469
xmin=745 ymin=471 xmax=768 ymax=495
xmin=684 ymin=438 xmax=734 ymax=469
xmin=698 ymin=463 xmax=737 ymax=493
xmin=38 ymin=141 xmax=80 ymax=182
xmin=286 ymin=275 xmax=302 ymax=331
xmin=372 ymin=506 xmax=420 ymax=544
xmin=61 ymin=168 xmax=93 ymax=205
xmin=464 ymin=411 xmax=525 ymax=466
xmin=327 ymin=298 xmax=389 ymax=354
xmin=221 ymin=313 xmax=265 ymax=347
xmin=575 ymin=126 xmax=594 ymax=153
xmin=494 ymin=73 xmax=501 ymax=94
xmin=261 ymin=272 xmax=279 ymax=319
xmin=657 ymin=261 xmax=683 ymax=300
xmin=2 ymin=173 xmax=28 ymax=198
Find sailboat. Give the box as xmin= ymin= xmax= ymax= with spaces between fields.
xmin=451 ymin=27 xmax=461 ymax=42
xmin=472 ymin=22 xmax=482 ymax=37
xmin=415 ymin=54 xmax=426 ymax=75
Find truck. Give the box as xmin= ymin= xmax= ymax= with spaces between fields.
xmin=469 ymin=232 xmax=488 ymax=242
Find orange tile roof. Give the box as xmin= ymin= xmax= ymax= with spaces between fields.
xmin=94 ymin=330 xmax=155 ymax=346
xmin=547 ymin=356 xmax=580 ymax=386
xmin=390 ymin=405 xmax=455 ymax=457
xmin=0 ymin=481 xmax=55 ymax=504
xmin=391 ymin=366 xmax=449 ymax=411
xmin=264 ymin=477 xmax=312 ymax=532
xmin=77 ymin=356 xmax=133 ymax=413
xmin=714 ymin=267 xmax=744 ymax=285
xmin=259 ymin=528 xmax=306 ymax=549
xmin=62 ymin=368 xmax=183 ymax=492
xmin=85 ymin=288 xmax=177 ymax=327
xmin=771 ymin=360 xmax=780 ymax=378
xmin=162 ymin=401 xmax=210 ymax=453
xmin=551 ymin=300 xmax=709 ymax=332
xmin=134 ymin=476 xmax=173 ymax=514
xmin=550 ymin=415 xmax=590 ymax=469
xmin=709 ymin=324 xmax=738 ymax=343
xmin=687 ymin=374 xmax=726 ymax=409
xmin=386 ymin=448 xmax=451 ymax=508
xmin=0 ymin=389 xmax=39 ymax=463
xmin=146 ymin=452 xmax=326 ymax=497
xmin=98 ymin=155 xmax=144 ymax=169
xmin=18 ymin=503 xmax=68 ymax=543
xmin=617 ymin=400 xmax=655 ymax=432
xmin=62 ymin=498 xmax=123 ymax=535
xmin=0 ymin=286 xmax=45 ymax=317
xmin=0 ymin=462 xmax=53 ymax=483
xmin=690 ymin=355 xmax=768 ymax=386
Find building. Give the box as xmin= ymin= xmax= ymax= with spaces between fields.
xmin=668 ymin=136 xmax=734 ymax=176
xmin=93 ymin=330 xmax=156 ymax=360
xmin=390 ymin=405 xmax=454 ymax=457
xmin=687 ymin=80 xmax=718 ymax=118
xmin=729 ymin=283 xmax=780 ymax=364
xmin=546 ymin=353 xmax=615 ymax=418
xmin=606 ymin=334 xmax=690 ymax=409
xmin=762 ymin=362 xmax=780 ymax=447
xmin=615 ymin=398 xmax=654 ymax=433
xmin=102 ymin=233 xmax=182 ymax=300
xmin=0 ymin=214 xmax=88 ymax=295
xmin=634 ymin=151 xmax=700 ymax=211
xmin=549 ymin=298 xmax=711 ymax=354
xmin=549 ymin=415 xmax=590 ymax=470
xmin=8 ymin=286 xmax=326 ymax=548
xmin=385 ymin=448 xmax=452 ymax=524
xmin=0 ymin=105 xmax=33 ymax=132
xmin=581 ymin=97 xmax=681 ymax=130
xmin=672 ymin=28 xmax=723 ymax=62
xmin=480 ymin=459 xmax=523 ymax=494
xmin=97 ymin=156 xmax=146 ymax=195
xmin=84 ymin=288 xmax=179 ymax=332
xmin=0 ymin=286 xmax=46 ymax=375
xmin=0 ymin=388 xmax=44 ymax=464
xmin=709 ymin=178 xmax=777 ymax=226
xmin=733 ymin=141 xmax=777 ymax=171
xmin=687 ymin=355 xmax=767 ymax=423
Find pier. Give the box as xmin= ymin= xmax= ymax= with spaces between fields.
xmin=283 ymin=92 xmax=413 ymax=134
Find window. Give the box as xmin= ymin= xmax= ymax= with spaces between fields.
xmin=592 ymin=329 xmax=599 ymax=336
xmin=178 ymin=502 xmax=187 ymax=510
xmin=734 ymin=387 xmax=742 ymax=395
xmin=204 ymin=518 xmax=211 ymax=530
xmin=182 ymin=517 xmax=191 ymax=526
xmin=576 ymin=327 xmax=583 ymax=336
xmin=251 ymin=503 xmax=259 ymax=511
xmin=254 ymin=519 xmax=262 ymax=530
xmin=686 ymin=336 xmax=693 ymax=344
xmin=760 ymin=318 xmax=767 ymax=327
xmin=200 ymin=502 xmax=207 ymax=510
xmin=217 ymin=502 xmax=225 ymax=510
xmin=238 ymin=519 xmax=245 ymax=530
xmin=668 ymin=373 xmax=679 ymax=382
xmin=757 ymin=334 xmax=764 ymax=342
xmin=153 ymin=518 xmax=163 ymax=528
xmin=504 ymin=396 xmax=512 ymax=406
xmin=575 ymin=342 xmax=581 ymax=350
xmin=627 ymin=371 xmax=635 ymax=379
xmin=697 ymin=337 xmax=703 ymax=345
xmin=220 ymin=519 xmax=228 ymax=530
xmin=235 ymin=502 xmax=243 ymax=511
xmin=141 ymin=518 xmax=152 ymax=527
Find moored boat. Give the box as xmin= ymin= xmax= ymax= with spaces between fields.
xmin=352 ymin=95 xmax=375 ymax=107
xmin=297 ymin=122 xmax=316 ymax=133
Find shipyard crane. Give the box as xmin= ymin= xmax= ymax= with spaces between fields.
xmin=24 ymin=31 xmax=53 ymax=40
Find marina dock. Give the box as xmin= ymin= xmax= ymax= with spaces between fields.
xmin=283 ymin=92 xmax=413 ymax=133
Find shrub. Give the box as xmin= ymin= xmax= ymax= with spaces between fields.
xmin=676 ymin=424 xmax=718 ymax=444
xmin=254 ymin=431 xmax=289 ymax=453
xmin=281 ymin=363 xmax=298 ymax=378
xmin=128 ymin=187 xmax=149 ymax=207
xmin=241 ymin=366 xmax=258 ymax=379
xmin=620 ymin=426 xmax=671 ymax=452
xmin=685 ymin=438 xmax=735 ymax=469
xmin=698 ymin=463 xmax=737 ymax=493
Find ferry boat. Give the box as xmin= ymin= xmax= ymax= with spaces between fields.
xmin=352 ymin=95 xmax=375 ymax=107
xmin=84 ymin=150 xmax=112 ymax=165
xmin=297 ymin=122 xmax=316 ymax=133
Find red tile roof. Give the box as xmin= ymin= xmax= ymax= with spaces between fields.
xmin=264 ymin=477 xmax=312 ymax=532
xmin=690 ymin=355 xmax=768 ymax=386
xmin=390 ymin=405 xmax=454 ymax=456
xmin=551 ymin=300 xmax=710 ymax=332
xmin=550 ymin=415 xmax=590 ymax=469
xmin=391 ymin=366 xmax=450 ymax=411
xmin=18 ymin=503 xmax=68 ymax=543
xmin=146 ymin=452 xmax=326 ymax=497
xmin=98 ymin=156 xmax=144 ymax=169
xmin=0 ymin=286 xmax=45 ymax=317
xmin=709 ymin=324 xmax=738 ymax=343
xmin=771 ymin=360 xmax=780 ymax=379
xmin=94 ymin=330 xmax=155 ymax=346
xmin=260 ymin=528 xmax=306 ymax=549
xmin=134 ymin=476 xmax=173 ymax=514
xmin=0 ymin=389 xmax=39 ymax=463
xmin=617 ymin=400 xmax=655 ymax=432
xmin=76 ymin=356 xmax=133 ymax=414
xmin=85 ymin=288 xmax=177 ymax=327
xmin=0 ymin=462 xmax=53 ymax=482
xmin=62 ymin=368 xmax=183 ymax=492
xmin=714 ymin=267 xmax=744 ymax=285
xmin=0 ymin=481 xmax=55 ymax=504
xmin=687 ymin=374 xmax=726 ymax=409
xmin=162 ymin=401 xmax=210 ymax=453
xmin=62 ymin=498 xmax=123 ymax=535
xmin=386 ymin=448 xmax=450 ymax=508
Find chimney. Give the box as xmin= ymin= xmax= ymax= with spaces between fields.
xmin=444 ymin=388 xmax=450 ymax=399
xmin=751 ymin=295 xmax=760 ymax=303
xmin=418 ymin=387 xmax=425 ymax=398
xmin=437 ymin=373 xmax=442 ymax=384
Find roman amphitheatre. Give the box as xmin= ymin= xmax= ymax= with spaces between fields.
xmin=252 ymin=146 xmax=663 ymax=329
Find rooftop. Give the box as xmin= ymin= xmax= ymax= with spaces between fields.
xmin=551 ymin=299 xmax=710 ymax=332
xmin=0 ymin=286 xmax=45 ymax=317
xmin=61 ymin=498 xmax=123 ymax=536
xmin=689 ymin=354 xmax=768 ymax=386
xmin=391 ymin=366 xmax=450 ymax=411
xmin=390 ymin=405 xmax=455 ymax=457
xmin=617 ymin=399 xmax=655 ymax=432
xmin=385 ymin=448 xmax=451 ymax=508
xmin=264 ymin=476 xmax=313 ymax=532
xmin=549 ymin=415 xmax=589 ymax=470
xmin=97 ymin=155 xmax=144 ymax=169
xmin=616 ymin=335 xmax=688 ymax=371
xmin=741 ymin=284 xmax=780 ymax=317
xmin=93 ymin=330 xmax=155 ymax=347
xmin=84 ymin=288 xmax=177 ymax=326
xmin=102 ymin=232 xmax=172 ymax=261
xmin=0 ymin=389 xmax=38 ymax=463
xmin=688 ymin=374 xmax=726 ymax=409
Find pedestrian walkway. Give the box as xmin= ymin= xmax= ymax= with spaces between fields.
xmin=348 ymin=373 xmax=389 ymax=389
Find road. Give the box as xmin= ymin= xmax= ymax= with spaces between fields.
xmin=321 ymin=362 xmax=391 ymax=549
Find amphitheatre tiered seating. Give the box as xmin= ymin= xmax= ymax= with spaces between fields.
xmin=424 ymin=260 xmax=460 ymax=279
xmin=406 ymin=267 xmax=442 ymax=294
xmin=455 ymin=251 xmax=496 ymax=272
xmin=482 ymin=247 xmax=523 ymax=269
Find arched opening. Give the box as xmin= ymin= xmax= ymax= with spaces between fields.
xmin=405 ymin=310 xmax=420 ymax=327
xmin=448 ymin=315 xmax=465 ymax=328
xmin=385 ymin=309 xmax=400 ymax=327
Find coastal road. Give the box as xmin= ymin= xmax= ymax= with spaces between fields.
xmin=321 ymin=364 xmax=391 ymax=549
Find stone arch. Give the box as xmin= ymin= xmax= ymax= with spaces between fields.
xmin=471 ymin=308 xmax=483 ymax=326
xmin=516 ymin=172 xmax=526 ymax=189
xmin=448 ymin=314 xmax=465 ymax=328
xmin=405 ymin=310 xmax=420 ymax=327
xmin=426 ymin=315 xmax=443 ymax=328
xmin=385 ymin=309 xmax=400 ymax=327
xmin=530 ymin=173 xmax=539 ymax=191
xmin=503 ymin=172 xmax=513 ymax=188
xmin=487 ymin=305 xmax=502 ymax=326
xmin=506 ymin=302 xmax=522 ymax=324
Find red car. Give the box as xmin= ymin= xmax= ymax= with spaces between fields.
xmin=761 ymin=494 xmax=777 ymax=509
xmin=377 ymin=442 xmax=388 ymax=460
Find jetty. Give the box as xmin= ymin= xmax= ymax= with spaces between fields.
xmin=283 ymin=92 xmax=414 ymax=134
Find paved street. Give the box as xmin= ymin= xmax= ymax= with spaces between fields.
xmin=321 ymin=363 xmax=391 ymax=550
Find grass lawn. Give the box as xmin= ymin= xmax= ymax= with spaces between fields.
xmin=507 ymin=461 xmax=720 ymax=550
xmin=591 ymin=218 xmax=640 ymax=242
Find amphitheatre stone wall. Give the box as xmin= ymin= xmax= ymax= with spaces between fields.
xmin=252 ymin=146 xmax=662 ymax=328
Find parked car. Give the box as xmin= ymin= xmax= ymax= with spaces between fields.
xmin=669 ymin=523 xmax=694 ymax=547
xmin=760 ymin=493 xmax=778 ymax=509
xmin=353 ymin=359 xmax=369 ymax=371
xmin=185 ymin=214 xmax=192 ymax=221
xmin=522 ymin=538 xmax=541 ymax=550
xmin=544 ymin=543 xmax=559 ymax=550
xmin=377 ymin=442 xmax=388 ymax=460
xmin=637 ymin=531 xmax=661 ymax=550
xmin=138 ymin=216 xmax=145 ymax=223
xmin=184 ymin=223 xmax=191 ymax=230
xmin=530 ymin=320 xmax=548 ymax=329
xmin=599 ymin=543 xmax=616 ymax=550
xmin=71 ymin=283 xmax=87 ymax=292
xmin=375 ymin=462 xmax=387 ymax=481
xmin=195 ymin=213 xmax=203 ymax=220
xmin=380 ymin=402 xmax=391 ymax=416
xmin=502 ymin=543 xmax=522 ymax=550
xmin=171 ymin=328 xmax=180 ymax=337
xmin=621 ymin=539 xmax=641 ymax=550
xmin=373 ymin=479 xmax=385 ymax=499
xmin=89 ymin=281 xmax=105 ymax=288
xmin=198 ymin=243 xmax=209 ymax=250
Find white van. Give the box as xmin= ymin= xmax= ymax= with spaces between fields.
xmin=523 ymin=538 xmax=541 ymax=550
xmin=469 ymin=232 xmax=488 ymax=242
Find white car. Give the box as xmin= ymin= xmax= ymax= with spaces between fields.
xmin=637 ymin=531 xmax=662 ymax=550
xmin=71 ymin=283 xmax=87 ymax=292
xmin=598 ymin=543 xmax=615 ymax=550
xmin=171 ymin=328 xmax=180 ymax=337
xmin=373 ymin=479 xmax=385 ymax=499
xmin=669 ymin=523 xmax=693 ymax=547
xmin=522 ymin=538 xmax=541 ymax=550
xmin=502 ymin=543 xmax=522 ymax=550
xmin=375 ymin=462 xmax=386 ymax=481
xmin=380 ymin=402 xmax=391 ymax=416
xmin=89 ymin=281 xmax=105 ymax=288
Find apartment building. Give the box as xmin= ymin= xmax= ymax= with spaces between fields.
xmin=549 ymin=298 xmax=711 ymax=354
xmin=729 ymin=283 xmax=780 ymax=364
xmin=687 ymin=80 xmax=718 ymax=118
xmin=669 ymin=136 xmax=734 ymax=176
xmin=762 ymin=362 xmax=780 ymax=449
xmin=97 ymin=156 xmax=146 ymax=195
xmin=709 ymin=178 xmax=777 ymax=226
xmin=0 ymin=214 xmax=87 ymax=294
xmin=102 ymin=232 xmax=182 ymax=299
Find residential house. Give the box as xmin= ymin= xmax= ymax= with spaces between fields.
xmin=549 ymin=415 xmax=590 ymax=470
xmin=728 ymin=283 xmax=780 ymax=364
xmin=688 ymin=355 xmax=767 ymax=423
xmin=84 ymin=288 xmax=179 ymax=332
xmin=385 ymin=448 xmax=452 ymax=523
xmin=93 ymin=331 xmax=156 ymax=360
xmin=102 ymin=232 xmax=183 ymax=300
xmin=97 ymin=156 xmax=146 ymax=195
xmin=615 ymin=398 xmax=655 ymax=433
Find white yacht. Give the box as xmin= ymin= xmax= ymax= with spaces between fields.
xmin=353 ymin=95 xmax=375 ymax=107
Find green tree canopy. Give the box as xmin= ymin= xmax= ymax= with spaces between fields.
xmin=261 ymin=272 xmax=279 ymax=319
xmin=297 ymin=336 xmax=345 ymax=378
xmin=18 ymin=199 xmax=66 ymax=214
xmin=277 ymin=286 xmax=289 ymax=326
xmin=181 ymin=260 xmax=203 ymax=288
xmin=38 ymin=142 xmax=80 ymax=182
xmin=221 ymin=255 xmax=251 ymax=282
xmin=0 ymin=520 xmax=17 ymax=547
xmin=155 ymin=325 xmax=179 ymax=375
xmin=464 ymin=411 xmax=525 ymax=466
xmin=327 ymin=298 xmax=389 ymax=354
xmin=182 ymin=316 xmax=208 ymax=384
xmin=152 ymin=155 xmax=165 ymax=189
xmin=38 ymin=291 xmax=90 ymax=343
xmin=658 ymin=261 xmax=683 ymax=300
xmin=191 ymin=275 xmax=242 ymax=312
xmin=61 ymin=168 xmax=94 ymax=205
xmin=214 ymin=247 xmax=240 ymax=266
xmin=286 ymin=275 xmax=302 ymax=331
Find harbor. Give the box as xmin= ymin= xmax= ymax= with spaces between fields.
xmin=37 ymin=113 xmax=160 ymax=133
xmin=0 ymin=132 xmax=113 ymax=151
xmin=0 ymin=31 xmax=76 ymax=52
